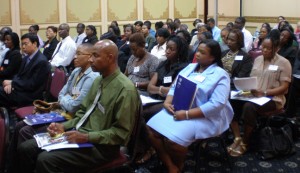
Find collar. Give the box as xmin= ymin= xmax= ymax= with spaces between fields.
xmin=28 ymin=49 xmax=39 ymax=60
xmin=191 ymin=63 xmax=217 ymax=75
xmin=61 ymin=36 xmax=71 ymax=43
xmin=100 ymin=68 xmax=121 ymax=89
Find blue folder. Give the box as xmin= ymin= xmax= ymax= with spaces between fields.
xmin=172 ymin=75 xmax=198 ymax=111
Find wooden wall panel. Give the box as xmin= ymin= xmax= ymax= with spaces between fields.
xmin=66 ymin=0 xmax=101 ymax=23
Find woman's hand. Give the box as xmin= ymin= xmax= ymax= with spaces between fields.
xmin=164 ymin=102 xmax=175 ymax=115
xmin=173 ymin=110 xmax=186 ymax=121
xmin=47 ymin=123 xmax=65 ymax=137
xmin=251 ymin=89 xmax=264 ymax=97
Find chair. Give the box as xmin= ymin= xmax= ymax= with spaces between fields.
xmin=87 ymin=104 xmax=143 ymax=173
xmin=14 ymin=67 xmax=67 ymax=119
xmin=0 ymin=107 xmax=10 ymax=172
xmin=193 ymin=130 xmax=231 ymax=173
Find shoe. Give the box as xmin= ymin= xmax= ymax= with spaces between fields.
xmin=136 ymin=148 xmax=156 ymax=164
xmin=227 ymin=137 xmax=242 ymax=153
xmin=228 ymin=141 xmax=248 ymax=157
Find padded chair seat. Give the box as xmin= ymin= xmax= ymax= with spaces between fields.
xmin=0 ymin=117 xmax=4 ymax=171
xmin=15 ymin=106 xmax=34 ymax=119
xmin=88 ymin=152 xmax=128 ymax=173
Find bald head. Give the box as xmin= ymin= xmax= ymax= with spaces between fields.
xmin=90 ymin=39 xmax=119 ymax=77
xmin=94 ymin=39 xmax=118 ymax=61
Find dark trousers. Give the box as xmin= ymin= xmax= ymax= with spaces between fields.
xmin=18 ymin=139 xmax=119 ymax=173
xmin=286 ymin=77 xmax=300 ymax=117
xmin=242 ymin=100 xmax=277 ymax=127
xmin=7 ymin=121 xmax=48 ymax=173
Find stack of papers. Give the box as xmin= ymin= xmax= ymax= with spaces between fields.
xmin=230 ymin=91 xmax=271 ymax=106
xmin=233 ymin=77 xmax=257 ymax=91
xmin=34 ymin=132 xmax=93 ymax=152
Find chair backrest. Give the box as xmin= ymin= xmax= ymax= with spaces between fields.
xmin=49 ymin=67 xmax=67 ymax=100
xmin=0 ymin=107 xmax=10 ymax=171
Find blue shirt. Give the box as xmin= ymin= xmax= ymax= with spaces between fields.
xmin=58 ymin=67 xmax=99 ymax=113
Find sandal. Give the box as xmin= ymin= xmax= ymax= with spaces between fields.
xmin=229 ymin=141 xmax=248 ymax=157
xmin=136 ymin=148 xmax=156 ymax=164
xmin=227 ymin=137 xmax=242 ymax=153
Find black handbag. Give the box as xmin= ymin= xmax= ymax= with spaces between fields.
xmin=256 ymin=116 xmax=296 ymax=160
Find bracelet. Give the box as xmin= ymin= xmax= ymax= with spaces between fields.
xmin=185 ymin=110 xmax=189 ymax=120
xmin=159 ymin=86 xmax=163 ymax=94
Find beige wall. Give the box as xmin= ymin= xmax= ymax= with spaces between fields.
xmin=0 ymin=0 xmax=299 ymax=41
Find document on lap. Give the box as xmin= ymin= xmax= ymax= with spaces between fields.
xmin=34 ymin=132 xmax=93 ymax=152
xmin=140 ymin=95 xmax=163 ymax=106
xmin=233 ymin=77 xmax=257 ymax=91
xmin=23 ymin=112 xmax=66 ymax=126
xmin=230 ymin=90 xmax=271 ymax=106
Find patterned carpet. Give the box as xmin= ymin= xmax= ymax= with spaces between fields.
xmin=134 ymin=135 xmax=300 ymax=173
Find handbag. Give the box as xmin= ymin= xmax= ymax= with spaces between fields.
xmin=256 ymin=115 xmax=296 ymax=160
xmin=33 ymin=100 xmax=61 ymax=114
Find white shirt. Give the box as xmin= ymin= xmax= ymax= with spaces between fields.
xmin=242 ymin=27 xmax=253 ymax=53
xmin=150 ymin=43 xmax=167 ymax=62
xmin=0 ymin=42 xmax=9 ymax=65
xmin=73 ymin=33 xmax=86 ymax=47
xmin=50 ymin=36 xmax=76 ymax=67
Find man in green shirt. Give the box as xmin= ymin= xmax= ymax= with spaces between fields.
xmin=17 ymin=40 xmax=141 ymax=173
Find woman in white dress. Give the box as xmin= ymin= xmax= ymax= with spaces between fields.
xmin=146 ymin=39 xmax=233 ymax=173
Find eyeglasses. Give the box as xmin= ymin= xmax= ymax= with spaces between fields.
xmin=21 ymin=42 xmax=31 ymax=46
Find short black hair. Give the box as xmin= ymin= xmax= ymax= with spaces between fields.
xmin=100 ymin=32 xmax=117 ymax=44
xmin=155 ymin=21 xmax=164 ymax=29
xmin=30 ymin=24 xmax=39 ymax=31
xmin=144 ymin=20 xmax=152 ymax=28
xmin=207 ymin=18 xmax=215 ymax=24
xmin=134 ymin=21 xmax=143 ymax=27
xmin=21 ymin=33 xmax=40 ymax=47
xmin=156 ymin=28 xmax=170 ymax=39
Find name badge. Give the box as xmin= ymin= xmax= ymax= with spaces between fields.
xmin=268 ymin=65 xmax=278 ymax=71
xmin=72 ymin=87 xmax=80 ymax=95
xmin=134 ymin=66 xmax=140 ymax=73
xmin=97 ymin=102 xmax=105 ymax=114
xmin=163 ymin=76 xmax=172 ymax=83
xmin=194 ymin=75 xmax=205 ymax=83
xmin=3 ymin=59 xmax=9 ymax=64
xmin=235 ymin=55 xmax=243 ymax=61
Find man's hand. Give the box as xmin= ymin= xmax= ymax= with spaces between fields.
xmin=64 ymin=130 xmax=89 ymax=143
xmin=4 ymin=85 xmax=12 ymax=94
xmin=47 ymin=123 xmax=65 ymax=137
xmin=2 ymin=80 xmax=12 ymax=87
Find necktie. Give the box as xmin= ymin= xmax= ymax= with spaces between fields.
xmin=75 ymin=85 xmax=102 ymax=130
xmin=75 ymin=36 xmax=79 ymax=43
xmin=51 ymin=42 xmax=62 ymax=60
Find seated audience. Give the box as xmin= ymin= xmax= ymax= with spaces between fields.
xmin=150 ymin=28 xmax=170 ymax=62
xmin=7 ymin=43 xmax=99 ymax=173
xmin=125 ymin=33 xmax=159 ymax=95
xmin=155 ymin=21 xmax=164 ymax=31
xmin=146 ymin=40 xmax=233 ymax=173
xmin=43 ymin=26 xmax=59 ymax=60
xmin=278 ymin=27 xmax=298 ymax=67
xmin=142 ymin=23 xmax=156 ymax=52
xmin=190 ymin=19 xmax=202 ymax=36
xmin=0 ymin=33 xmax=50 ymax=107
xmin=221 ymin=29 xmax=253 ymax=89
xmin=190 ymin=23 xmax=210 ymax=47
xmin=28 ymin=24 xmax=44 ymax=49
xmin=73 ymin=23 xmax=86 ymax=47
xmin=82 ymin=25 xmax=98 ymax=45
xmin=207 ymin=18 xmax=221 ymax=41
xmin=0 ymin=27 xmax=12 ymax=61
xmin=117 ymin=24 xmax=136 ymax=73
xmin=249 ymin=25 xmax=271 ymax=59
xmin=144 ymin=20 xmax=156 ymax=38
xmin=17 ymin=40 xmax=141 ymax=173
xmin=273 ymin=16 xmax=285 ymax=29
xmin=134 ymin=20 xmax=143 ymax=33
xmin=0 ymin=32 xmax=22 ymax=81
xmin=294 ymin=21 xmax=300 ymax=46
xmin=234 ymin=17 xmax=253 ymax=52
xmin=50 ymin=23 xmax=76 ymax=68
xmin=219 ymin=27 xmax=231 ymax=52
xmin=227 ymin=30 xmax=292 ymax=157
xmin=191 ymin=32 xmax=213 ymax=63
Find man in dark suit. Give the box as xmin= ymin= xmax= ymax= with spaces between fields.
xmin=0 ymin=33 xmax=50 ymax=107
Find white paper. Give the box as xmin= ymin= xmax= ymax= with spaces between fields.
xmin=233 ymin=77 xmax=257 ymax=91
xmin=230 ymin=91 xmax=271 ymax=106
xmin=140 ymin=95 xmax=163 ymax=106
